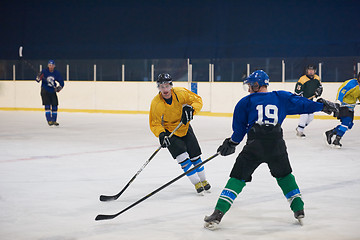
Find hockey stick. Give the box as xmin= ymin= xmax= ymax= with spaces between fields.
xmin=99 ymin=122 xmax=183 ymax=202
xmin=19 ymin=46 xmax=43 ymax=81
xmin=95 ymin=152 xmax=220 ymax=221
xmin=341 ymin=102 xmax=360 ymax=107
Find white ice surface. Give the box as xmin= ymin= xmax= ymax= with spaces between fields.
xmin=0 ymin=111 xmax=359 ymax=240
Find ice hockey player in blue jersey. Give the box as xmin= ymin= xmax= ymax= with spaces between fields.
xmin=36 ymin=60 xmax=64 ymax=126
xmin=324 ymin=72 xmax=360 ymax=148
xmin=204 ymin=70 xmax=340 ymax=230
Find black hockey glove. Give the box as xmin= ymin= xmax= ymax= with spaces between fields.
xmin=159 ymin=132 xmax=171 ymax=148
xmin=181 ymin=105 xmax=194 ymax=125
xmin=317 ymin=98 xmax=340 ymax=117
xmin=314 ymin=85 xmax=323 ymax=97
xmin=55 ymin=86 xmax=63 ymax=92
xmin=217 ymin=138 xmax=239 ymax=156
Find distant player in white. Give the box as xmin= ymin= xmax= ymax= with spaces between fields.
xmin=294 ymin=65 xmax=323 ymax=138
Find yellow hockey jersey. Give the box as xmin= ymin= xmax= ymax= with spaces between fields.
xmin=149 ymin=87 xmax=203 ymax=137
xmin=336 ymin=78 xmax=360 ymax=108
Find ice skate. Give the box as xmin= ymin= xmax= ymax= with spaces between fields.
xmin=201 ymin=180 xmax=211 ymax=192
xmin=324 ymin=129 xmax=334 ymax=146
xmin=332 ymin=135 xmax=342 ymax=148
xmin=294 ymin=209 xmax=305 ymax=226
xmin=47 ymin=121 xmax=54 ymax=126
xmin=204 ymin=209 xmax=224 ymax=230
xmin=195 ymin=182 xmax=204 ymax=195
xmin=295 ymin=128 xmax=306 ymax=139
xmin=52 ymin=122 xmax=59 ymax=126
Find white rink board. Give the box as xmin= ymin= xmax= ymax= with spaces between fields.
xmin=0 ymin=81 xmax=355 ymax=115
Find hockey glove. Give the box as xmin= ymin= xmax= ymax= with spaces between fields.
xmin=314 ymin=85 xmax=323 ymax=97
xmin=181 ymin=105 xmax=194 ymax=125
xmin=217 ymin=138 xmax=239 ymax=156
xmin=55 ymin=86 xmax=63 ymax=92
xmin=159 ymin=132 xmax=171 ymax=148
xmin=317 ymin=98 xmax=340 ymax=117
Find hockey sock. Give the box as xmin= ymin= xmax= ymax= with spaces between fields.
xmin=215 ymin=177 xmax=246 ymax=214
xmin=190 ymin=157 xmax=206 ymax=182
xmin=45 ymin=105 xmax=51 ymax=122
xmin=179 ymin=159 xmax=200 ymax=185
xmin=276 ymin=173 xmax=304 ymax=212
xmin=51 ymin=105 xmax=58 ymax=122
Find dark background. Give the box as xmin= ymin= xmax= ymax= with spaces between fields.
xmin=1 ymin=0 xmax=359 ymax=60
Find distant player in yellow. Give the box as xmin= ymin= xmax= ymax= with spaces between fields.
xmin=325 ymin=72 xmax=360 ymax=148
xmin=149 ymin=73 xmax=211 ymax=194
xmin=294 ymin=65 xmax=323 ymax=138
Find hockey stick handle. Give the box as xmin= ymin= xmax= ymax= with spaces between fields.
xmin=134 ymin=122 xmax=182 ymax=176
xmin=340 ymin=102 xmax=360 ymax=107
xmin=95 ymin=152 xmax=220 ymax=221
xmin=99 ymin=122 xmax=183 ymax=202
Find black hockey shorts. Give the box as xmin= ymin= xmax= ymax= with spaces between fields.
xmin=166 ymin=125 xmax=202 ymax=159
xmin=41 ymin=88 xmax=58 ymax=106
xmin=230 ymin=124 xmax=292 ymax=182
xmin=338 ymin=107 xmax=354 ymax=120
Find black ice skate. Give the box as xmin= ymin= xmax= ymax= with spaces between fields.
xmin=204 ymin=209 xmax=224 ymax=230
xmin=201 ymin=180 xmax=211 ymax=192
xmin=296 ymin=128 xmax=306 ymax=138
xmin=294 ymin=209 xmax=305 ymax=226
xmin=52 ymin=122 xmax=59 ymax=126
xmin=195 ymin=182 xmax=204 ymax=195
xmin=324 ymin=129 xmax=335 ymax=146
xmin=332 ymin=135 xmax=342 ymax=148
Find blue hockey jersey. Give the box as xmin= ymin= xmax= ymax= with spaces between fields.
xmin=231 ymin=90 xmax=323 ymax=143
xmin=39 ymin=68 xmax=64 ymax=93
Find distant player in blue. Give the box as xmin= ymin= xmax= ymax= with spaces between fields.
xmin=36 ymin=60 xmax=64 ymax=126
xmin=204 ymin=70 xmax=340 ymax=230
xmin=325 ymin=72 xmax=360 ymax=148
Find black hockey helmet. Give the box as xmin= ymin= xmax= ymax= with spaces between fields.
xmin=156 ymin=73 xmax=173 ymax=85
xmin=306 ymin=64 xmax=317 ymax=72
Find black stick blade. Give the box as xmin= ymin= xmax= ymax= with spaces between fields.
xmin=95 ymin=214 xmax=118 ymax=221
xmin=99 ymin=195 xmax=118 ymax=202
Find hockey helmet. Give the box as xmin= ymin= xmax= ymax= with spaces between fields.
xmin=244 ymin=70 xmax=269 ymax=92
xmin=305 ymin=64 xmax=317 ymax=72
xmin=157 ymin=73 xmax=173 ymax=85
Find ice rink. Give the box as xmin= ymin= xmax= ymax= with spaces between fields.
xmin=1 ymin=110 xmax=359 ymax=240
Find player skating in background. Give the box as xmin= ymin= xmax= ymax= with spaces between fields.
xmin=324 ymin=72 xmax=360 ymax=148
xmin=294 ymin=64 xmax=323 ymax=138
xmin=36 ymin=60 xmax=64 ymax=126
xmin=149 ymin=73 xmax=211 ymax=194
xmin=204 ymin=70 xmax=340 ymax=230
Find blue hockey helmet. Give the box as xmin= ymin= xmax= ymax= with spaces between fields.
xmin=244 ymin=70 xmax=269 ymax=92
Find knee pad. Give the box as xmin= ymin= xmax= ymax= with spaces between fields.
xmin=176 ymin=152 xmax=189 ymax=164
